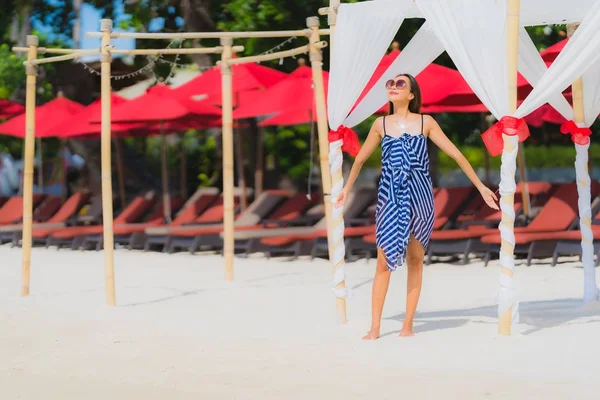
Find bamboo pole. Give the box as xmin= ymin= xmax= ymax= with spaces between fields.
xmin=100 ymin=19 xmax=116 ymax=306
xmin=308 ymin=16 xmax=347 ymax=324
xmin=27 ymin=49 xmax=100 ymax=65
xmin=109 ymin=47 xmax=238 ymax=56
xmin=221 ymin=38 xmax=235 ymax=281
xmin=498 ymin=0 xmax=521 ymax=336
xmin=255 ymin=125 xmax=264 ymax=197
xmin=160 ymin=131 xmax=172 ymax=221
xmin=86 ymin=29 xmax=330 ymax=40
xmin=180 ymin=134 xmax=187 ymax=199
xmin=12 ymin=46 xmax=93 ymax=54
xmin=225 ymin=43 xmax=326 ymax=66
xmin=114 ymin=139 xmax=127 ymax=209
xmin=234 ymin=126 xmax=248 ymax=211
xmin=567 ymin=23 xmax=599 ymax=302
xmin=36 ymin=138 xmax=43 ymax=190
xmin=20 ymin=35 xmax=38 ymax=297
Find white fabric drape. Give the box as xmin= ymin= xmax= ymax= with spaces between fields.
xmin=516 ymin=0 xmax=600 ymax=118
xmin=343 ymin=22 xmax=444 ymax=128
xmin=384 ymin=0 xmax=599 ymax=26
xmin=327 ymin=0 xmax=414 ymax=130
xmin=417 ymin=0 xmax=520 ymax=323
xmin=583 ymin=68 xmax=600 ymax=127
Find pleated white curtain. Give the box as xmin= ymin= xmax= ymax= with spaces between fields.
xmin=327 ymin=0 xmax=414 ymax=130
xmin=344 ymin=22 xmax=444 ymax=128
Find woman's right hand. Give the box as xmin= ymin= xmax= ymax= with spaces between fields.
xmin=334 ymin=189 xmax=348 ymax=209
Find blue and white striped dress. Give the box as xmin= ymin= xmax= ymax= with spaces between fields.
xmin=375 ymin=115 xmax=435 ymax=271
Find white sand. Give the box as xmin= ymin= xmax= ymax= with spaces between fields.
xmin=1 ymin=245 xmax=599 ymax=399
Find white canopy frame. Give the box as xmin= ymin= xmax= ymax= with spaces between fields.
xmin=326 ymin=0 xmax=600 ymax=335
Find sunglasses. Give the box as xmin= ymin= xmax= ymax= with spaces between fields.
xmin=385 ymin=79 xmax=408 ymax=90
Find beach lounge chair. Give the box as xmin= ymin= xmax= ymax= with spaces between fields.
xmin=161 ymin=190 xmax=291 ymax=254
xmin=0 ymin=192 xmax=91 ymax=245
xmin=78 ymin=196 xmax=187 ymax=250
xmin=225 ymin=188 xmax=377 ymax=260
xmin=0 ymin=194 xmax=46 ymax=225
xmin=46 ymin=194 xmax=158 ymax=249
xmin=426 ymin=182 xmax=556 ymax=264
xmin=480 ymin=197 xmax=600 ymax=266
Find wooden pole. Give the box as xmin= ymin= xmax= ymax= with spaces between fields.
xmin=567 ymin=23 xmax=599 ymax=302
xmin=308 ymin=15 xmax=347 ymax=324
xmin=180 ymin=133 xmax=187 ymax=199
xmin=221 ymin=37 xmax=235 ymax=281
xmin=160 ymin=130 xmax=172 ymax=221
xmin=20 ymin=35 xmax=38 ymax=297
xmin=234 ymin=125 xmax=248 ymax=210
xmin=255 ymin=125 xmax=264 ymax=197
xmin=86 ymin=29 xmax=330 ymax=40
xmin=61 ymin=140 xmax=67 ymax=201
xmin=100 ymin=19 xmax=116 ymax=306
xmin=36 ymin=138 xmax=43 ymax=191
xmin=114 ymin=139 xmax=127 ymax=209
xmin=498 ymin=0 xmax=520 ymax=336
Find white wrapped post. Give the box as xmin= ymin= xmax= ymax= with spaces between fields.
xmin=569 ymin=22 xmax=599 ymax=302
xmin=574 ymin=142 xmax=599 ymax=301
xmin=498 ymin=135 xmax=520 ymax=326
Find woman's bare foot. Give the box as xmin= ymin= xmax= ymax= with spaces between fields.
xmin=362 ymin=329 xmax=380 ymax=340
xmin=398 ymin=329 xmax=415 ymax=337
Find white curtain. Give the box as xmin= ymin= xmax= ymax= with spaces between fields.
xmin=583 ymin=67 xmax=600 ymax=127
xmin=516 ymin=0 xmax=600 ymax=118
xmin=327 ymin=0 xmax=414 ymax=130
xmin=392 ymin=0 xmax=599 ymax=26
xmin=344 ymin=22 xmax=444 ymax=128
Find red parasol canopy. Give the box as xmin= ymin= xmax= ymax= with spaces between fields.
xmin=540 ymin=39 xmax=567 ymax=63
xmin=48 ymin=94 xmax=142 ymax=138
xmin=94 ymin=84 xmax=222 ymax=127
xmin=0 ymin=96 xmax=85 ymax=138
xmin=172 ymin=62 xmax=287 ymax=103
xmin=258 ymin=106 xmax=319 ymax=127
xmin=0 ymin=99 xmax=25 ymax=119
xmin=233 ymin=65 xmax=327 ymax=123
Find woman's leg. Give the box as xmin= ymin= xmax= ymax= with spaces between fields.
xmin=400 ymin=234 xmax=425 ymax=337
xmin=362 ymin=247 xmax=391 ymax=340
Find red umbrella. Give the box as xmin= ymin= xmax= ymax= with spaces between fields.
xmin=258 ymin=106 xmax=319 ymax=127
xmin=0 ymin=96 xmax=85 ymax=138
xmin=100 ymin=84 xmax=222 ymax=125
xmin=541 ymin=39 xmax=567 ymax=63
xmin=233 ymin=65 xmax=327 ymax=122
xmin=0 ymin=99 xmax=25 ymax=119
xmin=172 ymin=63 xmax=287 ymax=103
xmin=49 ymin=94 xmax=142 ymax=138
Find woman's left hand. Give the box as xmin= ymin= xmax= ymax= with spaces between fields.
xmin=479 ymin=186 xmax=499 ymax=210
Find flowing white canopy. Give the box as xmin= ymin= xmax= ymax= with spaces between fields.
xmin=327 ymin=0 xmax=600 ymax=318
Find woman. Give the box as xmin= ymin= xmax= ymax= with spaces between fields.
xmin=335 ymin=74 xmax=499 ymax=340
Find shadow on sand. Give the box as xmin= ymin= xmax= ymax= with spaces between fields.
xmin=382 ymin=298 xmax=600 ymax=336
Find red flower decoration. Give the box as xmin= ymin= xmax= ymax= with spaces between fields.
xmin=328 ymin=125 xmax=361 ymax=157
xmin=480 ymin=116 xmax=530 ymax=157
xmin=560 ymin=120 xmax=592 ymax=145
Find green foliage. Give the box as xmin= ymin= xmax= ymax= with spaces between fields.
xmin=0 ymin=44 xmax=26 ymax=99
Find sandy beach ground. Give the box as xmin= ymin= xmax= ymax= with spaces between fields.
xmin=1 ymin=245 xmax=599 ymax=399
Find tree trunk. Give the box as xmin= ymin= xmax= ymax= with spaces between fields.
xmin=178 ymin=0 xmax=216 ymax=67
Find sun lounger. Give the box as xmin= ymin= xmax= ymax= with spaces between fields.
xmin=0 ymin=194 xmax=45 ymax=225
xmin=46 ymin=194 xmax=158 ymax=249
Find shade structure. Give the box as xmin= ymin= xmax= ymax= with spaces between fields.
xmin=49 ymin=94 xmax=141 ymax=138
xmin=0 ymin=99 xmax=25 ymax=119
xmin=233 ymin=65 xmax=328 ymax=122
xmin=540 ymin=38 xmax=568 ymax=63
xmin=172 ymin=62 xmax=287 ymax=102
xmin=0 ymin=96 xmax=85 ymax=138
xmin=259 ymin=106 xmax=319 ymax=127
xmin=99 ymin=84 xmax=222 ymax=124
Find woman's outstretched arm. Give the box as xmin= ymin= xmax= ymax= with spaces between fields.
xmin=334 ymin=118 xmax=383 ymax=208
xmin=425 ymin=115 xmax=499 ymax=210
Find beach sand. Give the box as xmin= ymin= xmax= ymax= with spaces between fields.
xmin=1 ymin=245 xmax=599 ymax=399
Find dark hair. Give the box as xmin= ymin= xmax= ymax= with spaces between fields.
xmin=388 ymin=73 xmax=422 ymax=115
